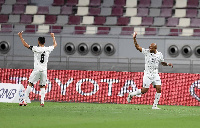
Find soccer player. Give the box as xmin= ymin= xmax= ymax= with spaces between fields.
xmin=18 ymin=31 xmax=57 ymax=107
xmin=127 ymin=32 xmax=173 ymax=109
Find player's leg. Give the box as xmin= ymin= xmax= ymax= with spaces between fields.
xmin=127 ymin=75 xmax=151 ymax=103
xmin=20 ymin=70 xmax=39 ymax=106
xmin=39 ymin=71 xmax=47 ymax=107
xmin=152 ymin=75 xmax=162 ymax=109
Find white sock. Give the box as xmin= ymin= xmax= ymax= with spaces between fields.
xmin=130 ymin=89 xmax=141 ymax=96
xmin=40 ymin=88 xmax=45 ymax=104
xmin=25 ymin=86 xmax=32 ymax=103
xmin=153 ymin=92 xmax=161 ymax=107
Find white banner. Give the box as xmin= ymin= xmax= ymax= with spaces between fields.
xmin=0 ymin=83 xmax=31 ymax=103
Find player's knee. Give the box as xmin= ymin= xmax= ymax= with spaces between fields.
xmin=141 ymin=88 xmax=149 ymax=94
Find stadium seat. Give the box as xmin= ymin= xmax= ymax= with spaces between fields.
xmin=1 ymin=5 xmax=12 ymax=14
xmin=166 ymin=18 xmax=179 ymax=27
xmin=66 ymin=0 xmax=78 ymax=6
xmin=114 ymin=0 xmax=126 ymax=7
xmin=50 ymin=26 xmax=62 ymax=33
xmin=144 ymin=28 xmax=157 ymax=35
xmin=49 ymin=6 xmax=60 ymax=14
xmin=186 ymin=9 xmax=197 ymax=18
xmin=111 ymin=7 xmax=123 ymax=16
xmin=0 ymin=14 xmax=8 ymax=23
xmin=180 ymin=29 xmax=193 ymax=36
xmin=61 ymin=6 xmax=73 ymax=15
xmin=81 ymin=16 xmax=94 ymax=25
xmin=169 ymin=29 xmax=182 ymax=36
xmin=37 ymin=6 xmax=49 ymax=14
xmin=102 ymin=0 xmax=114 ymax=7
xmin=100 ymin=7 xmax=112 ymax=16
xmin=37 ymin=25 xmax=49 ymax=33
xmin=120 ymin=27 xmax=134 ymax=35
xmin=84 ymin=26 xmax=97 ymax=34
xmin=45 ymin=15 xmax=57 ymax=24
xmin=88 ymin=7 xmax=100 ymax=16
xmin=52 ymin=0 xmax=64 ymax=6
xmin=150 ymin=0 xmax=162 ymax=8
xmin=109 ymin=27 xmax=121 ymax=35
xmin=0 ymin=0 xmax=5 ymax=4
xmin=104 ymin=17 xmax=117 ymax=25
xmin=56 ymin=15 xmax=68 ymax=25
xmin=125 ymin=0 xmax=137 ymax=7
xmin=32 ymin=15 xmax=45 ymax=24
xmin=124 ymin=8 xmax=137 ymax=17
xmin=129 ymin=17 xmax=142 ymax=26
xmin=178 ymin=18 xmax=190 ymax=27
xmin=12 ymin=4 xmax=25 ymax=14
xmin=16 ymin=0 xmax=28 ymax=5
xmin=76 ymin=7 xmax=89 ymax=15
xmin=158 ymin=28 xmax=170 ymax=36
xmin=134 ymin=27 xmax=145 ymax=35
xmin=187 ymin=0 xmax=198 ymax=8
xmin=62 ymin=26 xmax=74 ymax=34
xmin=137 ymin=8 xmax=149 ymax=17
xmin=193 ymin=29 xmax=200 ymax=36
xmin=173 ymin=9 xmax=186 ymax=17
xmin=117 ymin=17 xmax=129 ymax=26
xmin=174 ymin=0 xmax=187 ymax=8
xmin=141 ymin=17 xmax=153 ymax=26
xmin=68 ymin=16 xmax=81 ymax=25
xmin=153 ymin=17 xmax=165 ymax=26
xmin=25 ymin=25 xmax=38 ymax=33
xmin=93 ymin=16 xmax=106 ymax=25
xmin=74 ymin=26 xmax=86 ymax=34
xmin=160 ymin=8 xmax=172 ymax=17
xmin=190 ymin=18 xmax=200 ymax=28
xmin=162 ymin=0 xmax=174 ymax=8
xmin=89 ymin=0 xmax=101 ymax=6
xmin=25 ymin=5 xmax=37 ymax=14
xmin=20 ymin=14 xmax=32 ymax=24
xmin=5 ymin=0 xmax=16 ymax=4
xmin=97 ymin=27 xmax=110 ymax=35
xmin=0 ymin=24 xmax=12 ymax=32
xmin=8 ymin=14 xmax=20 ymax=23
xmin=138 ymin=0 xmax=151 ymax=7
xmin=149 ymin=9 xmax=160 ymax=17
xmin=77 ymin=0 xmax=89 ymax=6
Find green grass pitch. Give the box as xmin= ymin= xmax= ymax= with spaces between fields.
xmin=0 ymin=102 xmax=200 ymax=128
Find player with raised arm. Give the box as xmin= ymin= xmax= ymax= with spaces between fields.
xmin=127 ymin=32 xmax=173 ymax=109
xmin=18 ymin=31 xmax=57 ymax=107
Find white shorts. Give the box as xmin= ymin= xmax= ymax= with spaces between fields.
xmin=28 ymin=70 xmax=47 ymax=86
xmin=143 ymin=74 xmax=161 ymax=88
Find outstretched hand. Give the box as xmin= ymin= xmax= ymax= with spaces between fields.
xmin=50 ymin=33 xmax=54 ymax=38
xmin=132 ymin=31 xmax=137 ymax=38
xmin=168 ymin=63 xmax=173 ymax=68
xmin=18 ymin=31 xmax=23 ymax=37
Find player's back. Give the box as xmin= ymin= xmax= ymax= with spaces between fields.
xmin=31 ymin=46 xmax=54 ymax=71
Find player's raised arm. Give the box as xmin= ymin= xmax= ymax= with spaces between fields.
xmin=18 ymin=31 xmax=30 ymax=49
xmin=132 ymin=32 xmax=142 ymax=52
xmin=50 ymin=33 xmax=57 ymax=48
xmin=161 ymin=62 xmax=173 ymax=68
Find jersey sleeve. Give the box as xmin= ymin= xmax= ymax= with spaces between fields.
xmin=29 ymin=46 xmax=37 ymax=52
xmin=160 ymin=53 xmax=164 ymax=62
xmin=47 ymin=46 xmax=54 ymax=53
xmin=142 ymin=48 xmax=148 ymax=55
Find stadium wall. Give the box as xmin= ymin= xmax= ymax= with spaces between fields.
xmin=1 ymin=68 xmax=200 ymax=106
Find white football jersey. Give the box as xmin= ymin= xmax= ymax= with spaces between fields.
xmin=29 ymin=46 xmax=54 ymax=71
xmin=142 ymin=48 xmax=164 ymax=77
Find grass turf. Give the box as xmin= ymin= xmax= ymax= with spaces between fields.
xmin=0 ymin=102 xmax=200 ymax=128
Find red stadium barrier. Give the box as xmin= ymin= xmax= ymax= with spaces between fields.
xmin=0 ymin=68 xmax=200 ymax=106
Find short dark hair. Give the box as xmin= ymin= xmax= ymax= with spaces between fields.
xmin=38 ymin=37 xmax=45 ymax=44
